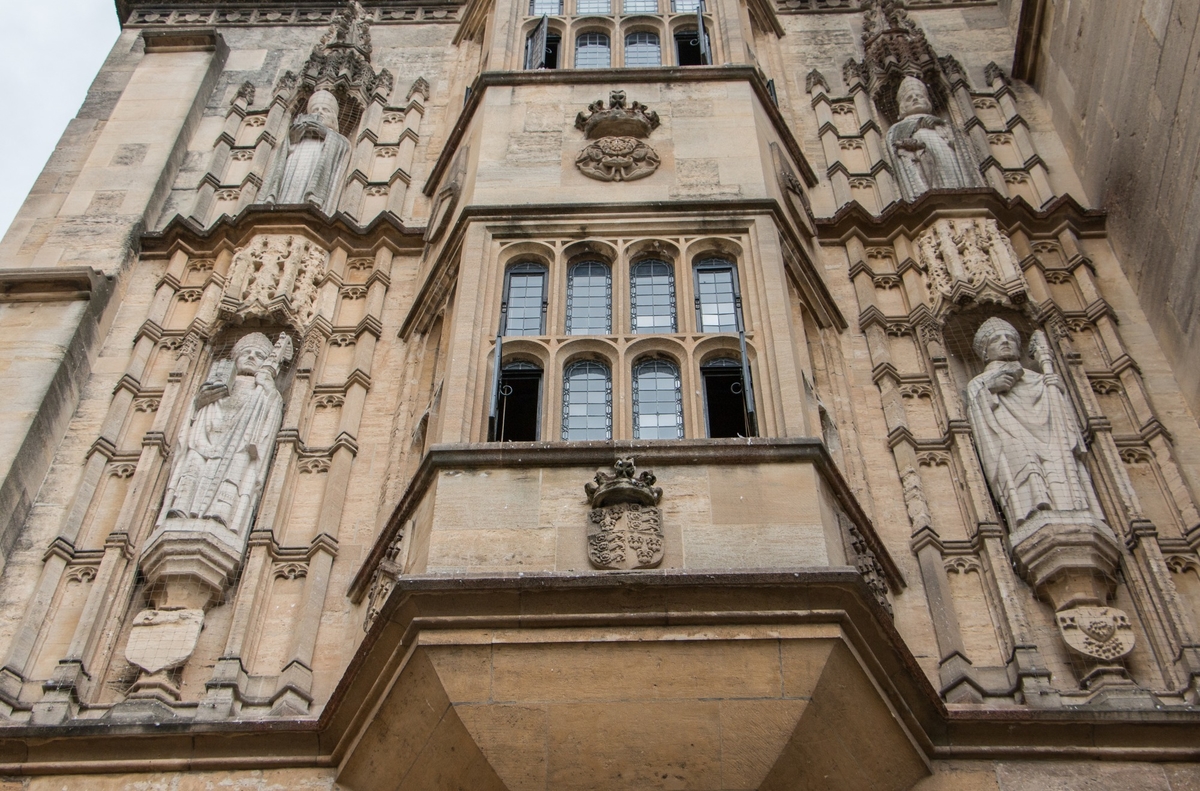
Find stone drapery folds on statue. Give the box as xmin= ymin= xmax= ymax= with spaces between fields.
xmin=142 ymin=332 xmax=293 ymax=608
xmin=260 ymin=90 xmax=351 ymax=214
xmin=885 ymin=76 xmax=983 ymax=201
xmin=965 ymin=318 xmax=1129 ymax=664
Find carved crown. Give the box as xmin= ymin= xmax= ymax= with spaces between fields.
xmin=575 ymin=91 xmax=661 ymax=140
xmin=585 ymin=458 xmax=662 ymax=508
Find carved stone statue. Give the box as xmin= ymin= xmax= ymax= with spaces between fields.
xmin=130 ymin=332 xmax=293 ymax=702
xmin=965 ymin=318 xmax=1129 ymax=667
xmin=142 ymin=332 xmax=294 ymax=607
xmin=885 ymin=76 xmax=983 ymax=201
xmin=260 ymin=90 xmax=351 ymax=214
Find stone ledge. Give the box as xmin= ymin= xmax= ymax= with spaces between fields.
xmin=0 ymin=268 xmax=108 ymax=303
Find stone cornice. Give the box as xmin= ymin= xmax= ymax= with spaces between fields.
xmin=141 ymin=204 xmax=426 ymax=258
xmin=814 ymin=188 xmax=1107 ymax=244
xmin=117 ymin=0 xmax=464 ymax=27
xmin=0 ymin=268 xmax=109 ymax=303
xmin=422 ymin=66 xmax=820 ymax=199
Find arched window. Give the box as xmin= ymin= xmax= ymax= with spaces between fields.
xmin=575 ymin=32 xmax=612 ymax=69
xmin=701 ymin=357 xmax=749 ymax=437
xmin=625 ymin=32 xmax=661 ymax=67
xmin=525 ymin=24 xmax=561 ymax=69
xmin=630 ymin=259 xmax=676 ymax=334
xmin=633 ymin=359 xmax=683 ymax=439
xmin=502 ymin=262 xmax=548 ymax=336
xmin=566 ymin=260 xmax=611 ymax=335
xmin=562 ymin=361 xmax=612 ymax=440
xmin=494 ymin=361 xmax=543 ymax=441
xmin=693 ymin=257 xmax=739 ymax=332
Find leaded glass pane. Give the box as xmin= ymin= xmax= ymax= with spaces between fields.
xmin=623 ymin=0 xmax=658 ymax=11
xmin=576 ymin=0 xmax=611 ymax=13
xmin=633 ymin=360 xmax=683 ymax=439
xmin=562 ymin=361 xmax=612 ymax=440
xmin=671 ymin=0 xmax=700 ymax=11
xmin=630 ymin=259 xmax=676 ymax=334
xmin=504 ymin=265 xmax=546 ymax=336
xmin=624 ymin=32 xmax=661 ymax=67
xmin=575 ymin=32 xmax=611 ymax=68
xmin=566 ymin=261 xmax=611 ymax=335
xmin=695 ymin=261 xmax=738 ymax=332
xmin=530 ymin=0 xmax=562 ymax=14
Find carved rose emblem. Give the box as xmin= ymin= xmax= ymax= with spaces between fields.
xmin=576 ymin=136 xmax=660 ymax=183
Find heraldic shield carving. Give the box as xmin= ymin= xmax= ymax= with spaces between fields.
xmin=584 ymin=458 xmax=664 ymax=570
xmin=1056 ymin=606 xmax=1136 ymax=661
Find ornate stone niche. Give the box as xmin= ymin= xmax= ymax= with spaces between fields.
xmin=573 ymin=91 xmax=662 ymax=183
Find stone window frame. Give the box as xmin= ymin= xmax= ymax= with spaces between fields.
xmin=501 ymin=261 xmax=550 ymax=336
xmin=561 ymin=358 xmax=614 ymax=440
xmin=631 ymin=355 xmax=685 ymax=439
xmin=488 ymin=235 xmax=757 ymax=441
xmin=516 ymin=3 xmax=713 ymax=68
xmin=565 ymin=257 xmax=614 ymax=335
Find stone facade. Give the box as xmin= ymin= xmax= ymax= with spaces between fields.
xmin=0 ymin=0 xmax=1197 ymax=787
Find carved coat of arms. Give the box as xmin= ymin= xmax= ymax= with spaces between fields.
xmin=1056 ymin=606 xmax=1135 ymax=661
xmin=584 ymin=458 xmax=664 ymax=570
xmin=573 ymin=91 xmax=662 ymax=183
xmin=125 ymin=608 xmax=205 ymax=675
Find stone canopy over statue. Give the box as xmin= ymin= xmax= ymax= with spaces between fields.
xmin=885 ymin=76 xmax=984 ymax=201
xmin=260 ymin=90 xmax=351 ymax=214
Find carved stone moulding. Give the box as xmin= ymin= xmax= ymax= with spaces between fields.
xmin=914 ymin=216 xmax=1027 ymax=316
xmin=219 ymin=233 xmax=331 ymax=332
xmin=584 ymin=458 xmax=664 ymax=570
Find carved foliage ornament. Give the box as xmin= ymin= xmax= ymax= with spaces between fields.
xmin=574 ymin=91 xmax=661 ymax=183
xmin=584 ymin=458 xmax=664 ymax=570
xmin=221 ymin=234 xmax=330 ymax=330
xmin=916 ymin=218 xmax=1026 ymax=314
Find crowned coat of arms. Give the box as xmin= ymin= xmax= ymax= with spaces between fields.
xmin=584 ymin=458 xmax=664 ymax=570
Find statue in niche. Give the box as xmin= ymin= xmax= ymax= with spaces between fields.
xmin=260 ymin=89 xmax=351 ymax=214
xmin=885 ymin=76 xmax=983 ymax=201
xmin=157 ymin=332 xmax=292 ymax=540
xmin=965 ymin=318 xmax=1105 ymax=531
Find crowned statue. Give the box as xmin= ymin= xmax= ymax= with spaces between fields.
xmin=885 ymin=76 xmax=984 ymax=201
xmin=260 ymin=90 xmax=351 ymax=214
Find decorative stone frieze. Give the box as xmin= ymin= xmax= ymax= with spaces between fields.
xmin=220 ymin=234 xmax=330 ymax=329
xmin=584 ymin=458 xmax=664 ymax=570
xmin=915 ymin=218 xmax=1026 ymax=314
xmin=573 ymin=91 xmax=661 ymax=183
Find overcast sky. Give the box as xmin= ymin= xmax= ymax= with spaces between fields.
xmin=0 ymin=1 xmax=120 ymax=239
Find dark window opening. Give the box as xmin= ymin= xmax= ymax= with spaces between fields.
xmin=542 ymin=35 xmax=561 ymax=68
xmin=675 ymin=28 xmax=707 ymax=66
xmin=702 ymin=358 xmax=749 ymax=438
xmin=495 ymin=363 xmax=542 ymax=441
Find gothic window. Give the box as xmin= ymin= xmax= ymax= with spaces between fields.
xmin=701 ymin=358 xmax=749 ymax=438
xmin=623 ymin=0 xmax=658 ymax=11
xmin=495 ymin=362 xmax=543 ymax=441
xmin=694 ymin=258 xmax=739 ymax=332
xmin=575 ymin=32 xmax=612 ymax=69
xmin=502 ymin=263 xmax=548 ymax=336
xmin=562 ymin=360 xmax=612 ymax=440
xmin=625 ymin=32 xmax=661 ymax=67
xmin=566 ymin=260 xmax=612 ymax=335
xmin=633 ymin=359 xmax=683 ymax=439
xmin=674 ymin=26 xmax=709 ymax=65
xmin=576 ymin=0 xmax=611 ymax=12
xmin=530 ymin=0 xmax=562 ymax=13
xmin=630 ymin=259 xmax=676 ymax=333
